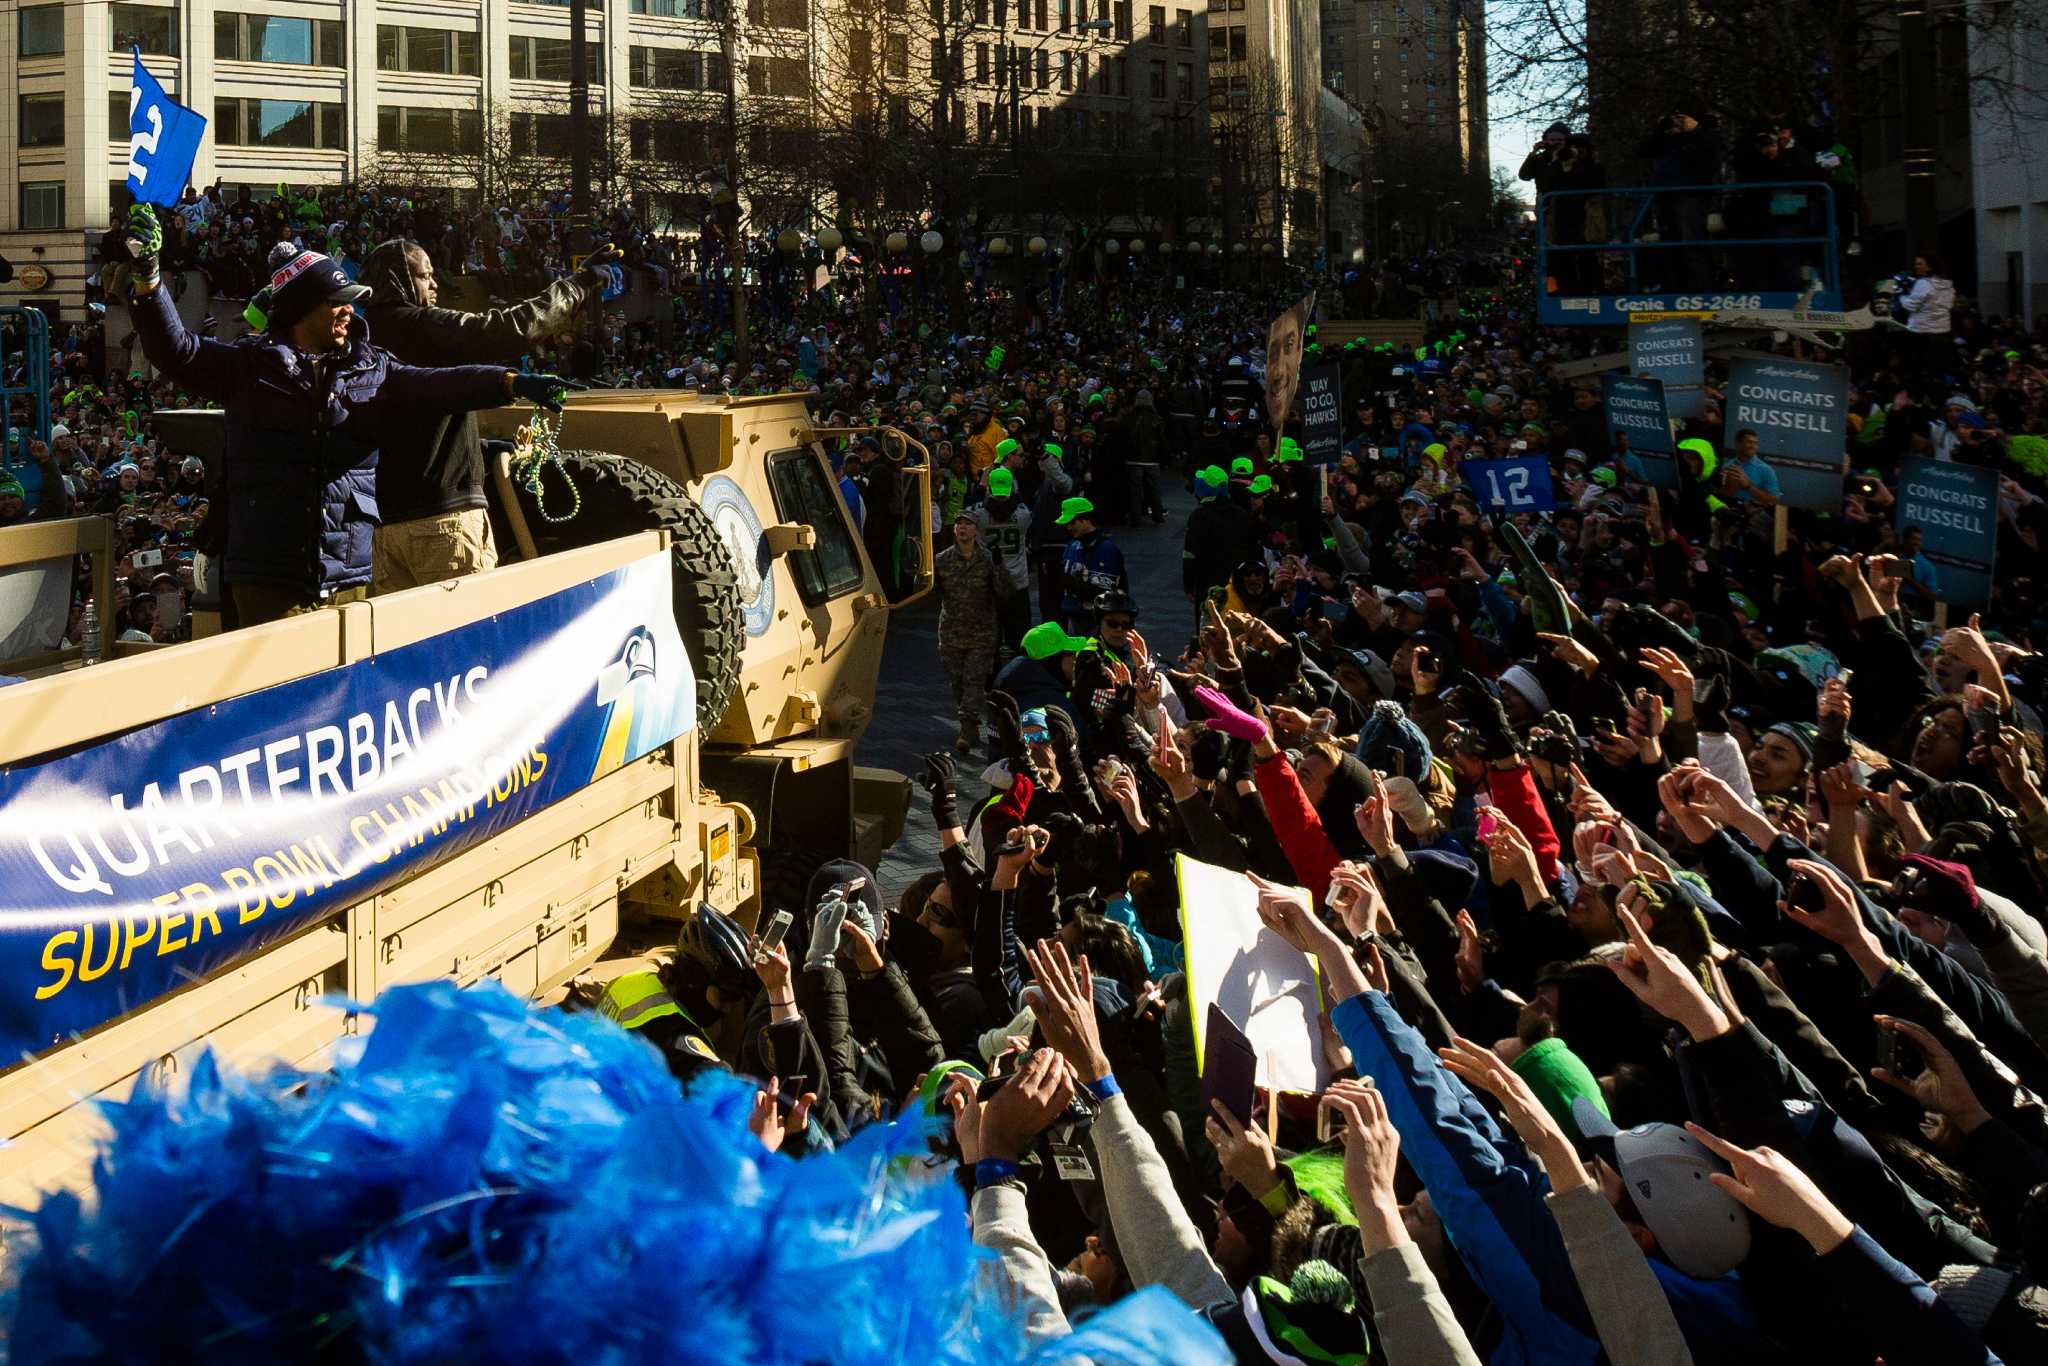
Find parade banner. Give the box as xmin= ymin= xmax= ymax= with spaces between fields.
xmin=0 ymin=552 xmax=695 ymax=1060
xmin=1629 ymin=318 xmax=1705 ymax=419
xmin=1299 ymin=360 xmax=1343 ymax=464
xmin=1724 ymin=357 xmax=1851 ymax=508
xmin=1463 ymin=456 xmax=1558 ymax=512
xmin=1601 ymin=372 xmax=1677 ymax=489
xmin=1897 ymin=457 xmax=1999 ymax=608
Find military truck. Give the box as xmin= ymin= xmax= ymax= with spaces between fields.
xmin=0 ymin=392 xmax=929 ymax=1206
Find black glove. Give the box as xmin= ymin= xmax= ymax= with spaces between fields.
xmin=987 ymin=690 xmax=1039 ymax=781
xmin=919 ymin=752 xmax=959 ymax=830
xmin=511 ymin=372 xmax=587 ymax=411
xmin=1450 ymin=683 xmax=1519 ymax=762
xmin=122 ymin=205 xmax=162 ymax=290
xmin=1038 ymin=810 xmax=1085 ymax=867
xmin=1041 ymin=706 xmax=1100 ymax=815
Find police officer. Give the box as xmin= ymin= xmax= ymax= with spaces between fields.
xmin=121 ymin=206 xmax=577 ymax=624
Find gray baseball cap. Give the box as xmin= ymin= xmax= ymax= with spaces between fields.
xmin=1572 ymin=1097 xmax=1752 ymax=1278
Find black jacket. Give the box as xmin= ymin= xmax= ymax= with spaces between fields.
xmin=357 ymin=240 xmax=592 ymax=523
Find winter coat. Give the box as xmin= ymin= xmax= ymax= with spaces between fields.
xmin=129 ymin=284 xmax=508 ymax=598
xmin=357 ymin=241 xmax=593 ymax=523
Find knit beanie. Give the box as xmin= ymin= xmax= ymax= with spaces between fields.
xmin=0 ymin=471 xmax=22 ymax=499
xmin=1764 ymin=720 xmax=1818 ymax=768
xmin=1356 ymin=700 xmax=1431 ymax=779
xmin=1933 ymin=1264 xmax=2017 ymax=1337
xmin=1499 ymin=663 xmax=1551 ymax=716
xmin=1512 ymin=1037 xmax=1609 ymax=1144
xmin=263 ymin=242 xmax=370 ymax=333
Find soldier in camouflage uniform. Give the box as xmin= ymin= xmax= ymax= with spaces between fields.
xmin=935 ymin=509 xmax=1001 ymax=756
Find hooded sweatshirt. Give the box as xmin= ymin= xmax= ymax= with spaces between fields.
xmin=357 ymin=240 xmax=592 ymax=524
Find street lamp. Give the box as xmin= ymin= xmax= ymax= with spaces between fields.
xmin=1026 ymin=235 xmax=1048 ymax=255
xmin=885 ymin=230 xmax=908 ymax=252
xmin=920 ymin=230 xmax=944 ymax=254
xmin=817 ymin=226 xmax=844 ymax=253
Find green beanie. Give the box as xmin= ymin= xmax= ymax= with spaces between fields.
xmin=0 ymin=471 xmax=23 ymax=499
xmin=1510 ymin=1036 xmax=1608 ymax=1144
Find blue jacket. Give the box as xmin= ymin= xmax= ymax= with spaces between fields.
xmin=131 ymin=285 xmax=508 ymax=597
xmin=1331 ymin=990 xmax=1788 ymax=1366
xmin=1060 ymin=531 xmax=1127 ymax=613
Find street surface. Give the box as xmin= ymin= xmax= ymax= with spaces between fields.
xmin=858 ymin=479 xmax=1198 ymax=901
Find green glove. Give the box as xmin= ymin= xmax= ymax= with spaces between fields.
xmin=123 ymin=204 xmax=163 ymax=289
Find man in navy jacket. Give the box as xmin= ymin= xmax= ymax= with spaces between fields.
xmin=122 ymin=205 xmax=574 ymax=625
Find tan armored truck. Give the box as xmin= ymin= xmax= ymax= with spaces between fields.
xmin=0 ymin=392 xmax=929 ymax=1206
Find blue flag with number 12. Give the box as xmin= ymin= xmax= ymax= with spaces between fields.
xmin=1462 ymin=456 xmax=1557 ymax=512
xmin=126 ymin=50 xmax=207 ymax=208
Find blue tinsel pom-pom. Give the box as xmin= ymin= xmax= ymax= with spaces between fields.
xmin=0 ymin=981 xmax=1227 ymax=1366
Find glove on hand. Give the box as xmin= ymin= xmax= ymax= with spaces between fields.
xmin=1042 ymin=706 xmax=1099 ymax=815
xmin=920 ymin=752 xmax=959 ymax=829
xmin=804 ymin=896 xmax=849 ymax=973
xmin=576 ymin=242 xmax=624 ymax=291
xmin=511 ymin=372 xmax=587 ymax=411
xmin=123 ymin=205 xmax=163 ymax=289
xmin=1193 ymin=686 xmax=1269 ymax=744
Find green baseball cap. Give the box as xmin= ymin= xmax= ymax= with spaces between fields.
xmin=995 ymin=437 xmax=1020 ymax=460
xmin=987 ymin=467 xmax=1016 ymax=497
xmin=917 ymin=1060 xmax=986 ymax=1111
xmin=1055 ymin=496 xmax=1095 ymax=525
xmin=1198 ymin=464 xmax=1229 ymax=486
xmin=1274 ymin=437 xmax=1302 ymax=463
xmin=1043 ymin=441 xmax=1064 ymax=459
xmin=1021 ymin=621 xmax=1093 ymax=660
xmin=1231 ymin=456 xmax=1255 ymax=477
xmin=1591 ymin=466 xmax=1619 ymax=487
xmin=1248 ymin=474 xmax=1275 ymax=495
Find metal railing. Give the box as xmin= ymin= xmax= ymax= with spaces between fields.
xmin=1535 ymin=181 xmax=1843 ymax=318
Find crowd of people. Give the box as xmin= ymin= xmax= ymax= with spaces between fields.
xmin=8 ymin=168 xmax=2048 ymax=1362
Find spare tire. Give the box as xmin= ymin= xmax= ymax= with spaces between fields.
xmin=513 ymin=448 xmax=745 ymax=731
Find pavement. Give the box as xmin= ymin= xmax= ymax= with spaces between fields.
xmin=855 ymin=476 xmax=1198 ymax=902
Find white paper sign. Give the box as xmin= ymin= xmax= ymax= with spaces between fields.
xmin=1175 ymin=852 xmax=1330 ymax=1096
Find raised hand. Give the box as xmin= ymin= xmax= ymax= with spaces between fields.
xmin=1607 ymin=904 xmax=1731 ymax=1041
xmin=1324 ymin=1080 xmax=1404 ymax=1252
xmin=1869 ymin=1015 xmax=1992 ymax=1135
xmin=748 ymin=1075 xmax=816 ymax=1154
xmin=1024 ymin=937 xmax=1111 ymax=1083
xmin=1455 ymin=909 xmax=1486 ymax=994
xmin=1206 ymin=1098 xmax=1282 ymax=1198
xmin=1684 ymin=1123 xmax=1852 ymax=1255
xmin=1437 ymin=1035 xmax=1590 ymax=1190
xmin=978 ymin=1048 xmax=1079 ymax=1162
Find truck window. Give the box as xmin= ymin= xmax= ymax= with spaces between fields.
xmin=768 ymin=448 xmax=865 ymax=603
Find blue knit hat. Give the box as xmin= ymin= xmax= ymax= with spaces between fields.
xmin=1356 ymin=700 xmax=1432 ymax=779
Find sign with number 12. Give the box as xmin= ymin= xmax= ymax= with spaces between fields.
xmin=1461 ymin=456 xmax=1557 ymax=512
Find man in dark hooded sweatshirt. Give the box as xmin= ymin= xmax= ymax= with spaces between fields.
xmin=357 ymin=238 xmax=617 ymax=592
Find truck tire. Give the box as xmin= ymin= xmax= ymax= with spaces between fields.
xmin=516 ymin=448 xmax=745 ymax=732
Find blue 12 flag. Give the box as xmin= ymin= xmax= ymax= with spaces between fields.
xmin=125 ymin=50 xmax=207 ymax=208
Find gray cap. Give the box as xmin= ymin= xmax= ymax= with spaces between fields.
xmin=1572 ymin=1097 xmax=1752 ymax=1279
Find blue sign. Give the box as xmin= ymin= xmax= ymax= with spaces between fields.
xmin=125 ymin=51 xmax=208 ymax=209
xmin=1724 ymin=357 xmax=1851 ymax=508
xmin=1463 ymin=456 xmax=1557 ymax=512
xmin=1897 ymin=458 xmax=1999 ymax=608
xmin=1629 ymin=319 xmax=1705 ymax=419
xmin=0 ymin=553 xmax=694 ymax=1061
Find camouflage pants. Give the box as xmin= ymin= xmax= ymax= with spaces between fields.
xmin=940 ymin=635 xmax=995 ymax=744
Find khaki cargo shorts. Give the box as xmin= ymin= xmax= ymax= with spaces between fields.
xmin=373 ymin=508 xmax=498 ymax=594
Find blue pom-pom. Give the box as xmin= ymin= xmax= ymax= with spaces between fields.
xmin=0 ymin=981 xmax=1229 ymax=1365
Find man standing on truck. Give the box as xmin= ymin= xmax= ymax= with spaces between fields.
xmin=934 ymin=510 xmax=1000 ymax=756
xmin=119 ymin=206 xmax=577 ymax=625
xmin=356 ymin=239 xmax=618 ymax=592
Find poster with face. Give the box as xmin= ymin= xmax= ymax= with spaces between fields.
xmin=1265 ymin=291 xmax=1316 ymax=438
